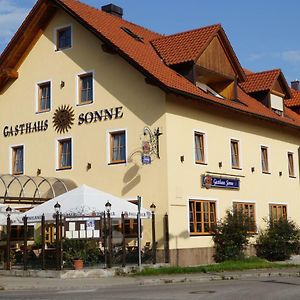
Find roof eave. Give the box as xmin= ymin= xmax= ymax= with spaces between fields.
xmin=167 ymin=87 xmax=300 ymax=131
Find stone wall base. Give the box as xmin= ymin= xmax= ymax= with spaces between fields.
xmin=169 ymin=247 xmax=215 ymax=266
xmin=157 ymin=244 xmax=257 ymax=267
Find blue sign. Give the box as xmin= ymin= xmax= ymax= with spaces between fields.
xmin=142 ymin=155 xmax=151 ymax=165
xmin=202 ymin=175 xmax=240 ymax=189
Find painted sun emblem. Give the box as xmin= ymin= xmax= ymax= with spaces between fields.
xmin=52 ymin=105 xmax=75 ymax=134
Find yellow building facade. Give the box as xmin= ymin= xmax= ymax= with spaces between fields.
xmin=1 ymin=0 xmax=300 ymax=265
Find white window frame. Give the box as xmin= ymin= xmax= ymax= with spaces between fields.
xmin=55 ymin=137 xmax=73 ymax=171
xmin=229 ymin=137 xmax=242 ymax=170
xmin=106 ymin=128 xmax=128 ymax=165
xmin=231 ymin=199 xmax=257 ymax=232
xmin=268 ymin=202 xmax=288 ymax=222
xmin=287 ymin=151 xmax=296 ymax=178
xmin=260 ymin=144 xmax=270 ymax=174
xmin=76 ymin=70 xmax=95 ymax=106
xmin=10 ymin=144 xmax=25 ymax=175
xmin=193 ymin=129 xmax=208 ymax=165
xmin=35 ymin=79 xmax=52 ymax=114
xmin=54 ymin=24 xmax=73 ymax=52
xmin=187 ymin=196 xmax=219 ymax=237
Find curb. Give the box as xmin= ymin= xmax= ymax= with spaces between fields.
xmin=137 ymin=270 xmax=300 ymax=285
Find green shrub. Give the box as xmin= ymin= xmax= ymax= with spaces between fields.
xmin=212 ymin=209 xmax=252 ymax=262
xmin=63 ymin=239 xmax=103 ymax=265
xmin=256 ymin=218 xmax=300 ymax=261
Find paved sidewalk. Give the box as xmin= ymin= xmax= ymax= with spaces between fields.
xmin=0 ymin=267 xmax=300 ymax=291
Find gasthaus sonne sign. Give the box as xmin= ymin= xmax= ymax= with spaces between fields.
xmin=202 ymin=175 xmax=240 ymax=190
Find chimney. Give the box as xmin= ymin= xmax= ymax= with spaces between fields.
xmin=291 ymin=80 xmax=300 ymax=91
xmin=101 ymin=4 xmax=123 ymax=18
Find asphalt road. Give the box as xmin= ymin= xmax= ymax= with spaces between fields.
xmin=1 ymin=276 xmax=300 ymax=300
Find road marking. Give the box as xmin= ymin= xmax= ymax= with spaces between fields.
xmin=57 ymin=289 xmax=97 ymax=294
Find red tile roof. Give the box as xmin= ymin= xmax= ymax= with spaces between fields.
xmin=285 ymin=89 xmax=300 ymax=107
xmin=151 ymin=25 xmax=221 ymax=65
xmin=1 ymin=0 xmax=300 ymax=130
xmin=243 ymin=68 xmax=254 ymax=75
xmin=151 ymin=24 xmax=245 ymax=81
xmin=240 ymin=69 xmax=281 ymax=93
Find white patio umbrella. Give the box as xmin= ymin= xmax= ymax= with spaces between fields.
xmin=0 ymin=204 xmax=23 ymax=225
xmin=24 ymin=185 xmax=151 ymax=222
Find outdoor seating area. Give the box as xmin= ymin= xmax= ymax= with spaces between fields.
xmin=0 ymin=185 xmax=168 ymax=271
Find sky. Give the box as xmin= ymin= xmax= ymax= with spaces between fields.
xmin=1 ymin=0 xmax=300 ymax=83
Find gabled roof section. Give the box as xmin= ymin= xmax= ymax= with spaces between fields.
xmin=240 ymin=69 xmax=292 ymax=99
xmin=1 ymin=0 xmax=300 ymax=130
xmin=0 ymin=0 xmax=57 ymax=91
xmin=151 ymin=24 xmax=246 ymax=81
xmin=285 ymin=89 xmax=300 ymax=107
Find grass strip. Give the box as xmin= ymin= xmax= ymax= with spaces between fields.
xmin=134 ymin=257 xmax=299 ymax=276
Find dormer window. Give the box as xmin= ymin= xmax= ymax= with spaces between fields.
xmin=196 ymin=82 xmax=224 ymax=99
xmin=270 ymin=93 xmax=284 ymax=116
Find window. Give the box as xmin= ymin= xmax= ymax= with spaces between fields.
xmin=261 ymin=146 xmax=269 ymax=173
xmin=12 ymin=146 xmax=24 ymax=175
xmin=38 ymin=82 xmax=51 ymax=112
xmin=189 ymin=200 xmax=216 ymax=235
xmin=194 ymin=132 xmax=205 ymax=164
xmin=79 ymin=73 xmax=93 ymax=104
xmin=233 ymin=202 xmax=256 ymax=233
xmin=288 ymin=152 xmax=295 ymax=177
xmin=230 ymin=140 xmax=240 ymax=169
xmin=116 ymin=200 xmax=138 ymax=238
xmin=110 ymin=131 xmax=126 ymax=163
xmin=270 ymin=204 xmax=287 ymax=222
xmin=45 ymin=224 xmax=55 ymax=244
xmin=58 ymin=139 xmax=72 ymax=169
xmin=270 ymin=93 xmax=283 ymax=117
xmin=56 ymin=26 xmax=72 ymax=50
xmin=11 ymin=225 xmax=34 ymax=241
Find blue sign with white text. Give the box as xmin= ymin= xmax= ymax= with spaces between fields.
xmin=202 ymin=175 xmax=240 ymax=189
xmin=141 ymin=155 xmax=151 ymax=165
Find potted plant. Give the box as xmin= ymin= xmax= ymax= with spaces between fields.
xmin=63 ymin=239 xmax=87 ymax=270
xmin=63 ymin=239 xmax=103 ymax=270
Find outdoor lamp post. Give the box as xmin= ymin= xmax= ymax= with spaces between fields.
xmin=23 ymin=215 xmax=28 ymax=271
xmin=137 ymin=196 xmax=142 ymax=269
xmin=105 ymin=201 xmax=112 ymax=212
xmin=105 ymin=201 xmax=112 ymax=268
xmin=54 ymin=202 xmax=61 ymax=270
xmin=150 ymin=203 xmax=156 ymax=264
xmin=41 ymin=213 xmax=46 ymax=270
xmin=5 ymin=206 xmax=12 ymax=270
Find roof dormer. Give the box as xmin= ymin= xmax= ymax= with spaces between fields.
xmin=152 ymin=24 xmax=246 ymax=101
xmin=240 ymin=69 xmax=291 ymax=117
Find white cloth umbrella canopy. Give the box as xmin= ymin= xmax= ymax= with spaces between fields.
xmin=0 ymin=204 xmax=23 ymax=225
xmin=24 ymin=185 xmax=151 ymax=222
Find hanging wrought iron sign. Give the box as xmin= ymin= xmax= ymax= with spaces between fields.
xmin=142 ymin=126 xmax=162 ymax=162
xmin=202 ymin=174 xmax=240 ymax=190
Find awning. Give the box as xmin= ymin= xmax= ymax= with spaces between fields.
xmin=24 ymin=185 xmax=151 ymax=222
xmin=0 ymin=204 xmax=23 ymax=225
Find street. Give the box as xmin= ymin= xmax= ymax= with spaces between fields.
xmin=1 ymin=276 xmax=300 ymax=300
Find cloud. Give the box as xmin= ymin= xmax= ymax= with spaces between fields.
xmin=0 ymin=1 xmax=30 ymax=44
xmin=281 ymin=50 xmax=300 ymax=63
xmin=247 ymin=53 xmax=265 ymax=61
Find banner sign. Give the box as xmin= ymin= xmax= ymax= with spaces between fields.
xmin=202 ymin=175 xmax=240 ymax=190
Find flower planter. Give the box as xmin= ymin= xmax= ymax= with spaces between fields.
xmin=73 ymin=259 xmax=84 ymax=270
